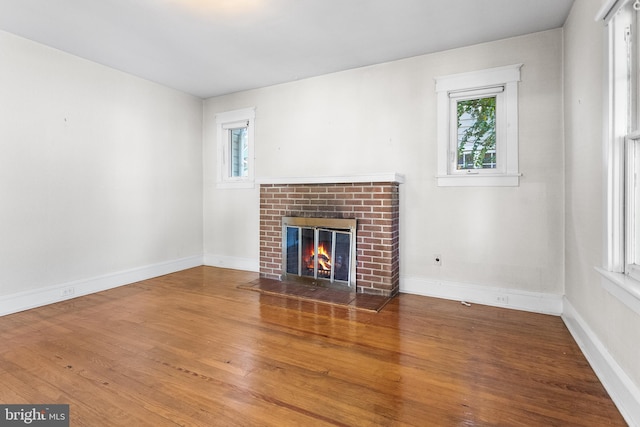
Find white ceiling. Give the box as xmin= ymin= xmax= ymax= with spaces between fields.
xmin=0 ymin=0 xmax=574 ymax=99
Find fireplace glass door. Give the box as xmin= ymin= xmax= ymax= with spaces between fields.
xmin=283 ymin=217 xmax=356 ymax=288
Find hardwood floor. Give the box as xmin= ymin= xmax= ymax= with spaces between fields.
xmin=0 ymin=267 xmax=626 ymax=426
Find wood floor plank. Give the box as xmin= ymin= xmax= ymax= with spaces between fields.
xmin=0 ymin=266 xmax=626 ymax=426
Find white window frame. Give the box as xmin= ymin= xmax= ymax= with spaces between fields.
xmin=216 ymin=107 xmax=255 ymax=189
xmin=598 ymin=0 xmax=640 ymax=315
xmin=435 ymin=64 xmax=522 ymax=187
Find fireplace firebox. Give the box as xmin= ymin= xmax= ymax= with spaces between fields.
xmin=282 ymin=217 xmax=357 ymax=290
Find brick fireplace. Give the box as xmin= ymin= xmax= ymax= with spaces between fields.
xmin=258 ymin=175 xmax=402 ymax=297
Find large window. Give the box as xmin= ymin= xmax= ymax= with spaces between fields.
xmin=622 ymin=4 xmax=640 ymax=280
xmin=216 ymin=107 xmax=255 ymax=188
xmin=435 ymin=64 xmax=522 ymax=187
xmin=600 ymin=0 xmax=640 ymax=313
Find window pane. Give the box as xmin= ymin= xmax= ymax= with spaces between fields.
xmin=457 ymin=97 xmax=496 ymax=170
xmin=630 ymin=140 xmax=640 ymax=267
xmin=229 ymin=127 xmax=248 ymax=177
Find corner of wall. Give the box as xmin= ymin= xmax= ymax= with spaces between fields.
xmin=562 ymin=297 xmax=640 ymax=426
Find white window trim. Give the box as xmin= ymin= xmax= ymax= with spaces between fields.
xmin=216 ymin=107 xmax=255 ymax=189
xmin=598 ymin=0 xmax=640 ymax=316
xmin=435 ymin=64 xmax=522 ymax=187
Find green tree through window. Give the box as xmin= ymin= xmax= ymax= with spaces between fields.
xmin=457 ymin=97 xmax=496 ymax=170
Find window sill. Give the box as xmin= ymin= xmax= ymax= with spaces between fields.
xmin=436 ymin=174 xmax=520 ymax=187
xmin=595 ymin=267 xmax=640 ymax=316
xmin=216 ymin=181 xmax=255 ymax=189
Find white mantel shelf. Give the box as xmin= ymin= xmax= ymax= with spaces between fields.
xmin=256 ymin=173 xmax=405 ymax=185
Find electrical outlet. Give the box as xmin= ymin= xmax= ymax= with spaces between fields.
xmin=496 ymin=295 xmax=508 ymax=304
xmin=434 ymin=254 xmax=442 ymax=266
xmin=60 ymin=287 xmax=75 ymax=297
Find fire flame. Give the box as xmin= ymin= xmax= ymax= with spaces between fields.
xmin=308 ymin=244 xmax=332 ymax=272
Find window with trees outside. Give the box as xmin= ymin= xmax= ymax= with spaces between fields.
xmin=599 ymin=0 xmax=640 ymax=315
xmin=229 ymin=126 xmax=248 ymax=178
xmin=435 ymin=64 xmax=522 ymax=187
xmin=455 ymin=94 xmax=497 ymax=171
xmin=216 ymin=107 xmax=255 ymax=188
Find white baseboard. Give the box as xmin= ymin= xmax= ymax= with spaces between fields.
xmin=203 ymin=254 xmax=260 ymax=272
xmin=400 ymin=275 xmax=563 ymax=315
xmin=0 ymin=255 xmax=204 ymax=317
xmin=562 ymin=298 xmax=640 ymax=427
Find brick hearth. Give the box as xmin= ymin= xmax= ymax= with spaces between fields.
xmin=259 ymin=181 xmax=400 ymax=297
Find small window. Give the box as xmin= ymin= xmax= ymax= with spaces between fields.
xmin=216 ymin=108 xmax=255 ymax=188
xmin=228 ymin=125 xmax=248 ymax=178
xmin=452 ymin=89 xmax=500 ymax=173
xmin=435 ymin=64 xmax=522 ymax=186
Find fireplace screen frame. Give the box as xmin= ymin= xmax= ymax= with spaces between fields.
xmin=282 ymin=217 xmax=357 ymax=290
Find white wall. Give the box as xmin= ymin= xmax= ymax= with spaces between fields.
xmin=563 ymin=0 xmax=640 ymax=422
xmin=0 ymin=30 xmax=204 ymax=313
xmin=204 ymin=29 xmax=565 ymax=313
